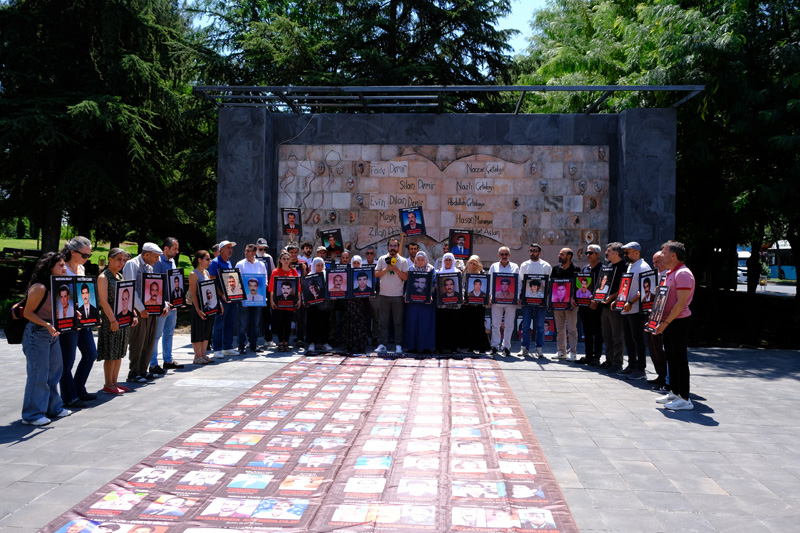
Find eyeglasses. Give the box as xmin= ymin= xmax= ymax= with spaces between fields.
xmin=366 ymin=251 xmax=375 ymax=255
xmin=499 ymin=253 xmax=509 ymax=257
xmin=257 ymin=247 xmax=267 ymax=251
xmin=586 ymin=251 xmax=596 ymax=255
xmin=78 ymin=252 xmax=92 ymax=259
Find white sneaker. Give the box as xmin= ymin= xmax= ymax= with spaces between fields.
xmin=521 ymin=347 xmax=530 ymax=356
xmin=665 ymin=398 xmax=694 ymax=411
xmin=395 ymin=345 xmax=403 ymax=353
xmin=308 ymin=343 xmax=316 ymax=353
xmin=206 ymin=352 xmax=217 ymax=360
xmin=323 ymin=344 xmax=333 ymax=351
xmin=568 ymin=351 xmax=577 ymax=361
xmin=222 ymin=349 xmax=238 ymax=356
xmin=551 ymin=350 xmax=566 ymax=360
xmin=536 ymin=347 xmax=544 ymax=358
xmin=22 ymin=416 xmax=51 ymax=426
xmin=376 ymin=344 xmax=387 ymax=353
xmin=53 ymin=409 xmax=72 ymax=418
xmin=655 ymin=392 xmax=679 ymax=404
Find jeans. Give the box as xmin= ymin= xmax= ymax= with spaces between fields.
xmin=58 ymin=327 xmax=97 ymax=403
xmin=238 ymin=306 xmax=262 ymax=349
xmin=22 ymin=323 xmax=64 ymax=421
xmin=213 ymin=299 xmax=239 ymax=351
xmin=150 ymin=308 xmax=177 ymax=366
xmin=520 ymin=305 xmax=546 ymax=349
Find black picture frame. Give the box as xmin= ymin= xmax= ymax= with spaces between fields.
xmin=167 ymin=268 xmax=186 ymax=307
xmin=302 ymin=273 xmax=327 ymax=306
xmin=142 ymin=272 xmax=165 ymax=315
xmin=74 ymin=276 xmax=100 ymax=328
xmin=464 ymin=273 xmax=489 ymax=305
xmin=399 ymin=206 xmax=426 ymax=236
xmin=613 ymin=273 xmax=634 ymax=311
xmin=319 ymin=229 xmax=344 ymax=259
xmin=491 ymin=272 xmax=518 ymax=305
xmin=520 ymin=274 xmax=548 ymax=307
xmin=639 ymin=269 xmax=658 ymax=312
xmin=436 ymin=272 xmax=462 ymax=305
xmin=405 ymin=270 xmax=434 ymax=303
xmin=273 ymin=276 xmax=299 ymax=309
xmin=645 ymin=286 xmax=670 ymax=332
xmin=352 ymin=267 xmax=375 ymax=298
xmin=198 ymin=279 xmax=220 ymax=316
xmin=448 ymin=230 xmax=473 ymax=259
xmin=549 ymin=278 xmax=573 ymax=311
xmin=327 ymin=266 xmax=350 ymax=300
xmin=51 ymin=276 xmax=78 ymax=332
xmin=218 ymin=268 xmax=245 ymax=302
xmin=575 ymin=274 xmax=593 ymax=307
xmin=281 ymin=207 xmax=302 ymax=238
xmin=593 ymin=266 xmax=615 ymax=301
xmin=115 ymin=280 xmax=136 ymax=327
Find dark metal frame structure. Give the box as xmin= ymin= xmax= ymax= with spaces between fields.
xmin=193 ymin=85 xmax=704 ymax=114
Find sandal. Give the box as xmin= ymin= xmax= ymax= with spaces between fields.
xmin=194 ymin=358 xmax=209 ymax=365
xmin=203 ymin=355 xmax=216 ymax=364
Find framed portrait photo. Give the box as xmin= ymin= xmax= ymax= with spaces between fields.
xmin=437 ymin=272 xmax=462 ymax=305
xmin=575 ymin=274 xmax=593 ymax=306
xmin=399 ymin=206 xmax=425 ymax=236
xmin=241 ymin=273 xmax=267 ymax=307
xmin=549 ymin=278 xmax=573 ymax=311
xmin=74 ymin=276 xmax=100 ymax=328
xmin=464 ymin=273 xmax=489 ymax=305
xmin=352 ymin=266 xmax=375 ymax=298
xmin=274 ymin=276 xmax=299 ymax=309
xmin=449 ymin=230 xmax=473 ymax=259
xmin=327 ymin=266 xmax=350 ymax=300
xmin=51 ymin=276 xmax=78 ymax=332
xmin=198 ymin=279 xmax=220 ymax=316
xmin=114 ymin=279 xmax=136 ymax=327
xmin=491 ymin=272 xmax=518 ymax=305
xmin=645 ymin=286 xmax=670 ymax=332
xmin=593 ymin=266 xmax=615 ymax=302
xmin=302 ymin=272 xmax=327 ymax=306
xmin=404 ymin=270 xmax=433 ymax=303
xmin=281 ymin=207 xmax=302 ymax=237
xmin=319 ymin=229 xmax=344 ymax=259
xmin=613 ymin=273 xmax=634 ymax=311
xmin=520 ymin=274 xmax=548 ymax=307
xmin=142 ymin=272 xmax=165 ymax=315
xmin=167 ymin=268 xmax=186 ymax=307
xmin=639 ymin=269 xmax=658 ymax=312
xmin=218 ymin=268 xmax=245 ymax=302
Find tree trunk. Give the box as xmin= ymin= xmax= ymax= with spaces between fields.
xmin=786 ymin=219 xmax=800 ymax=307
xmin=40 ymin=207 xmax=62 ymax=254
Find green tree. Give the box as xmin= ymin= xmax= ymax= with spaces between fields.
xmin=0 ymin=0 xmax=217 ymax=253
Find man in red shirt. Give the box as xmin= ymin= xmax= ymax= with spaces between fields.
xmin=654 ymin=241 xmax=696 ymax=411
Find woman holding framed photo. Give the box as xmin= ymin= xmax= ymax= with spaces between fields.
xmin=188 ymin=250 xmax=217 ymax=364
xmin=269 ymin=251 xmax=300 ymax=352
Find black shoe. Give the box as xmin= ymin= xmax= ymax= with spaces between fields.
xmin=251 ymin=345 xmax=264 ymax=353
xmin=503 ymin=348 xmax=510 ymax=357
xmin=598 ymin=361 xmax=611 ymax=369
xmin=80 ymin=393 xmax=98 ymax=401
xmin=128 ymin=375 xmax=147 ymax=384
xmin=491 ymin=347 xmax=498 ymax=355
xmin=295 ymin=339 xmax=305 ymax=348
xmin=163 ymin=361 xmax=184 ymax=370
xmin=238 ymin=346 xmax=247 ymax=354
xmin=606 ymin=365 xmax=621 ymax=373
xmin=647 ymin=377 xmax=665 ymax=385
xmin=575 ymin=357 xmax=589 ymax=364
xmin=143 ymin=373 xmax=156 ymax=381
xmin=149 ymin=365 xmax=166 ymax=375
xmin=66 ymin=398 xmax=88 ymax=408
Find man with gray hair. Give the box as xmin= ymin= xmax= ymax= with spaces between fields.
xmin=598 ymin=242 xmax=626 ymax=373
xmin=125 ymin=242 xmax=170 ymax=383
xmin=518 ymin=243 xmax=551 ymax=357
xmin=619 ymin=241 xmax=651 ymax=380
xmin=149 ymin=237 xmax=183 ymax=374
xmin=488 ymin=246 xmax=519 ymax=357
xmin=576 ymin=244 xmax=604 ymax=365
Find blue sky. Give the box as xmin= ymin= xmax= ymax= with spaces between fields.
xmin=497 ymin=0 xmax=549 ymax=55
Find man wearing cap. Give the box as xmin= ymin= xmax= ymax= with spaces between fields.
xmin=235 ymin=244 xmax=268 ymax=354
xmin=209 ymin=240 xmax=239 ymax=357
xmin=619 ymin=242 xmax=651 ymax=380
xmin=576 ymin=244 xmax=604 ymax=365
xmin=124 ymin=242 xmax=171 ymax=383
xmin=149 ymin=237 xmax=184 ymax=375
xmin=518 ymin=243 xmax=551 ymax=357
xmin=255 ymin=238 xmax=275 ymax=348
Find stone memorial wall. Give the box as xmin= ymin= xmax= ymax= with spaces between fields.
xmin=277 ymin=144 xmax=609 ymax=260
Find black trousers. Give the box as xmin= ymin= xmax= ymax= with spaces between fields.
xmin=578 ymin=306 xmax=603 ymax=360
xmin=663 ymin=317 xmax=691 ymax=398
xmin=622 ymin=313 xmax=648 ymax=370
xmin=273 ymin=309 xmax=294 ymax=343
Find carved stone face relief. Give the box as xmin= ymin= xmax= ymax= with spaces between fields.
xmin=593 ymin=181 xmax=602 ymax=192
xmin=598 ymin=147 xmax=606 ymax=161
xmin=540 ymin=179 xmax=548 ymax=193
xmin=329 ymin=211 xmax=337 ymax=223
xmin=347 ymin=178 xmax=355 ymax=189
xmin=337 ymin=164 xmax=344 ymax=174
xmin=578 ymin=180 xmax=588 ymax=193
xmin=317 ymin=161 xmax=326 ymax=174
xmin=356 ymin=195 xmax=364 ymax=205
xmin=530 ymin=162 xmax=539 ymax=174
xmin=357 ymin=162 xmax=365 ymax=174
xmin=568 ymin=163 xmax=578 ymax=175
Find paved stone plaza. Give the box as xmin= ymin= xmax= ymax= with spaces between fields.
xmin=1 ymin=334 xmax=798 ymax=532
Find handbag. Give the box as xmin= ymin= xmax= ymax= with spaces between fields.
xmin=4 ymin=289 xmax=48 ymax=344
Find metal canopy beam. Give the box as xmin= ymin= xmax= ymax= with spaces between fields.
xmin=192 ymin=85 xmax=705 ymax=114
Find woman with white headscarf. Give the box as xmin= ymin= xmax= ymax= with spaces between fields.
xmin=306 ymin=257 xmax=333 ymax=354
xmin=340 ymin=255 xmax=371 ymax=354
xmin=404 ymin=251 xmax=436 ymax=353
xmin=460 ymin=255 xmax=492 ymax=354
xmin=436 ymin=252 xmax=462 ymax=353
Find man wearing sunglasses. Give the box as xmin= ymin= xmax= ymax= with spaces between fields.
xmin=576 ymin=244 xmax=604 ymax=365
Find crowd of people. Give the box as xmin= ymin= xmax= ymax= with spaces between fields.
xmin=18 ymin=233 xmax=695 ymax=425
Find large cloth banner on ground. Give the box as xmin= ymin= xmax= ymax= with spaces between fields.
xmin=41 ymin=357 xmax=578 ymax=532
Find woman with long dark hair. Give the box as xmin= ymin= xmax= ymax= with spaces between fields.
xmin=189 ymin=250 xmax=216 ymax=364
xmin=21 ymin=252 xmax=73 ymax=425
xmin=58 ymin=236 xmax=99 ymax=408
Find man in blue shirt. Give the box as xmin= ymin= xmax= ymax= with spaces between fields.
xmin=209 ymin=240 xmax=240 ymax=357
xmin=149 ymin=237 xmax=184 ymax=374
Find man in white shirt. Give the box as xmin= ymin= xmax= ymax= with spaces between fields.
xmin=255 ymin=237 xmax=275 ymax=348
xmin=619 ymin=242 xmax=651 ymax=380
xmin=236 ymin=243 xmax=268 ymax=354
xmin=375 ymin=237 xmax=409 ymax=353
xmin=518 ymin=243 xmax=551 ymax=358
xmin=488 ymin=246 xmax=519 ymax=356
